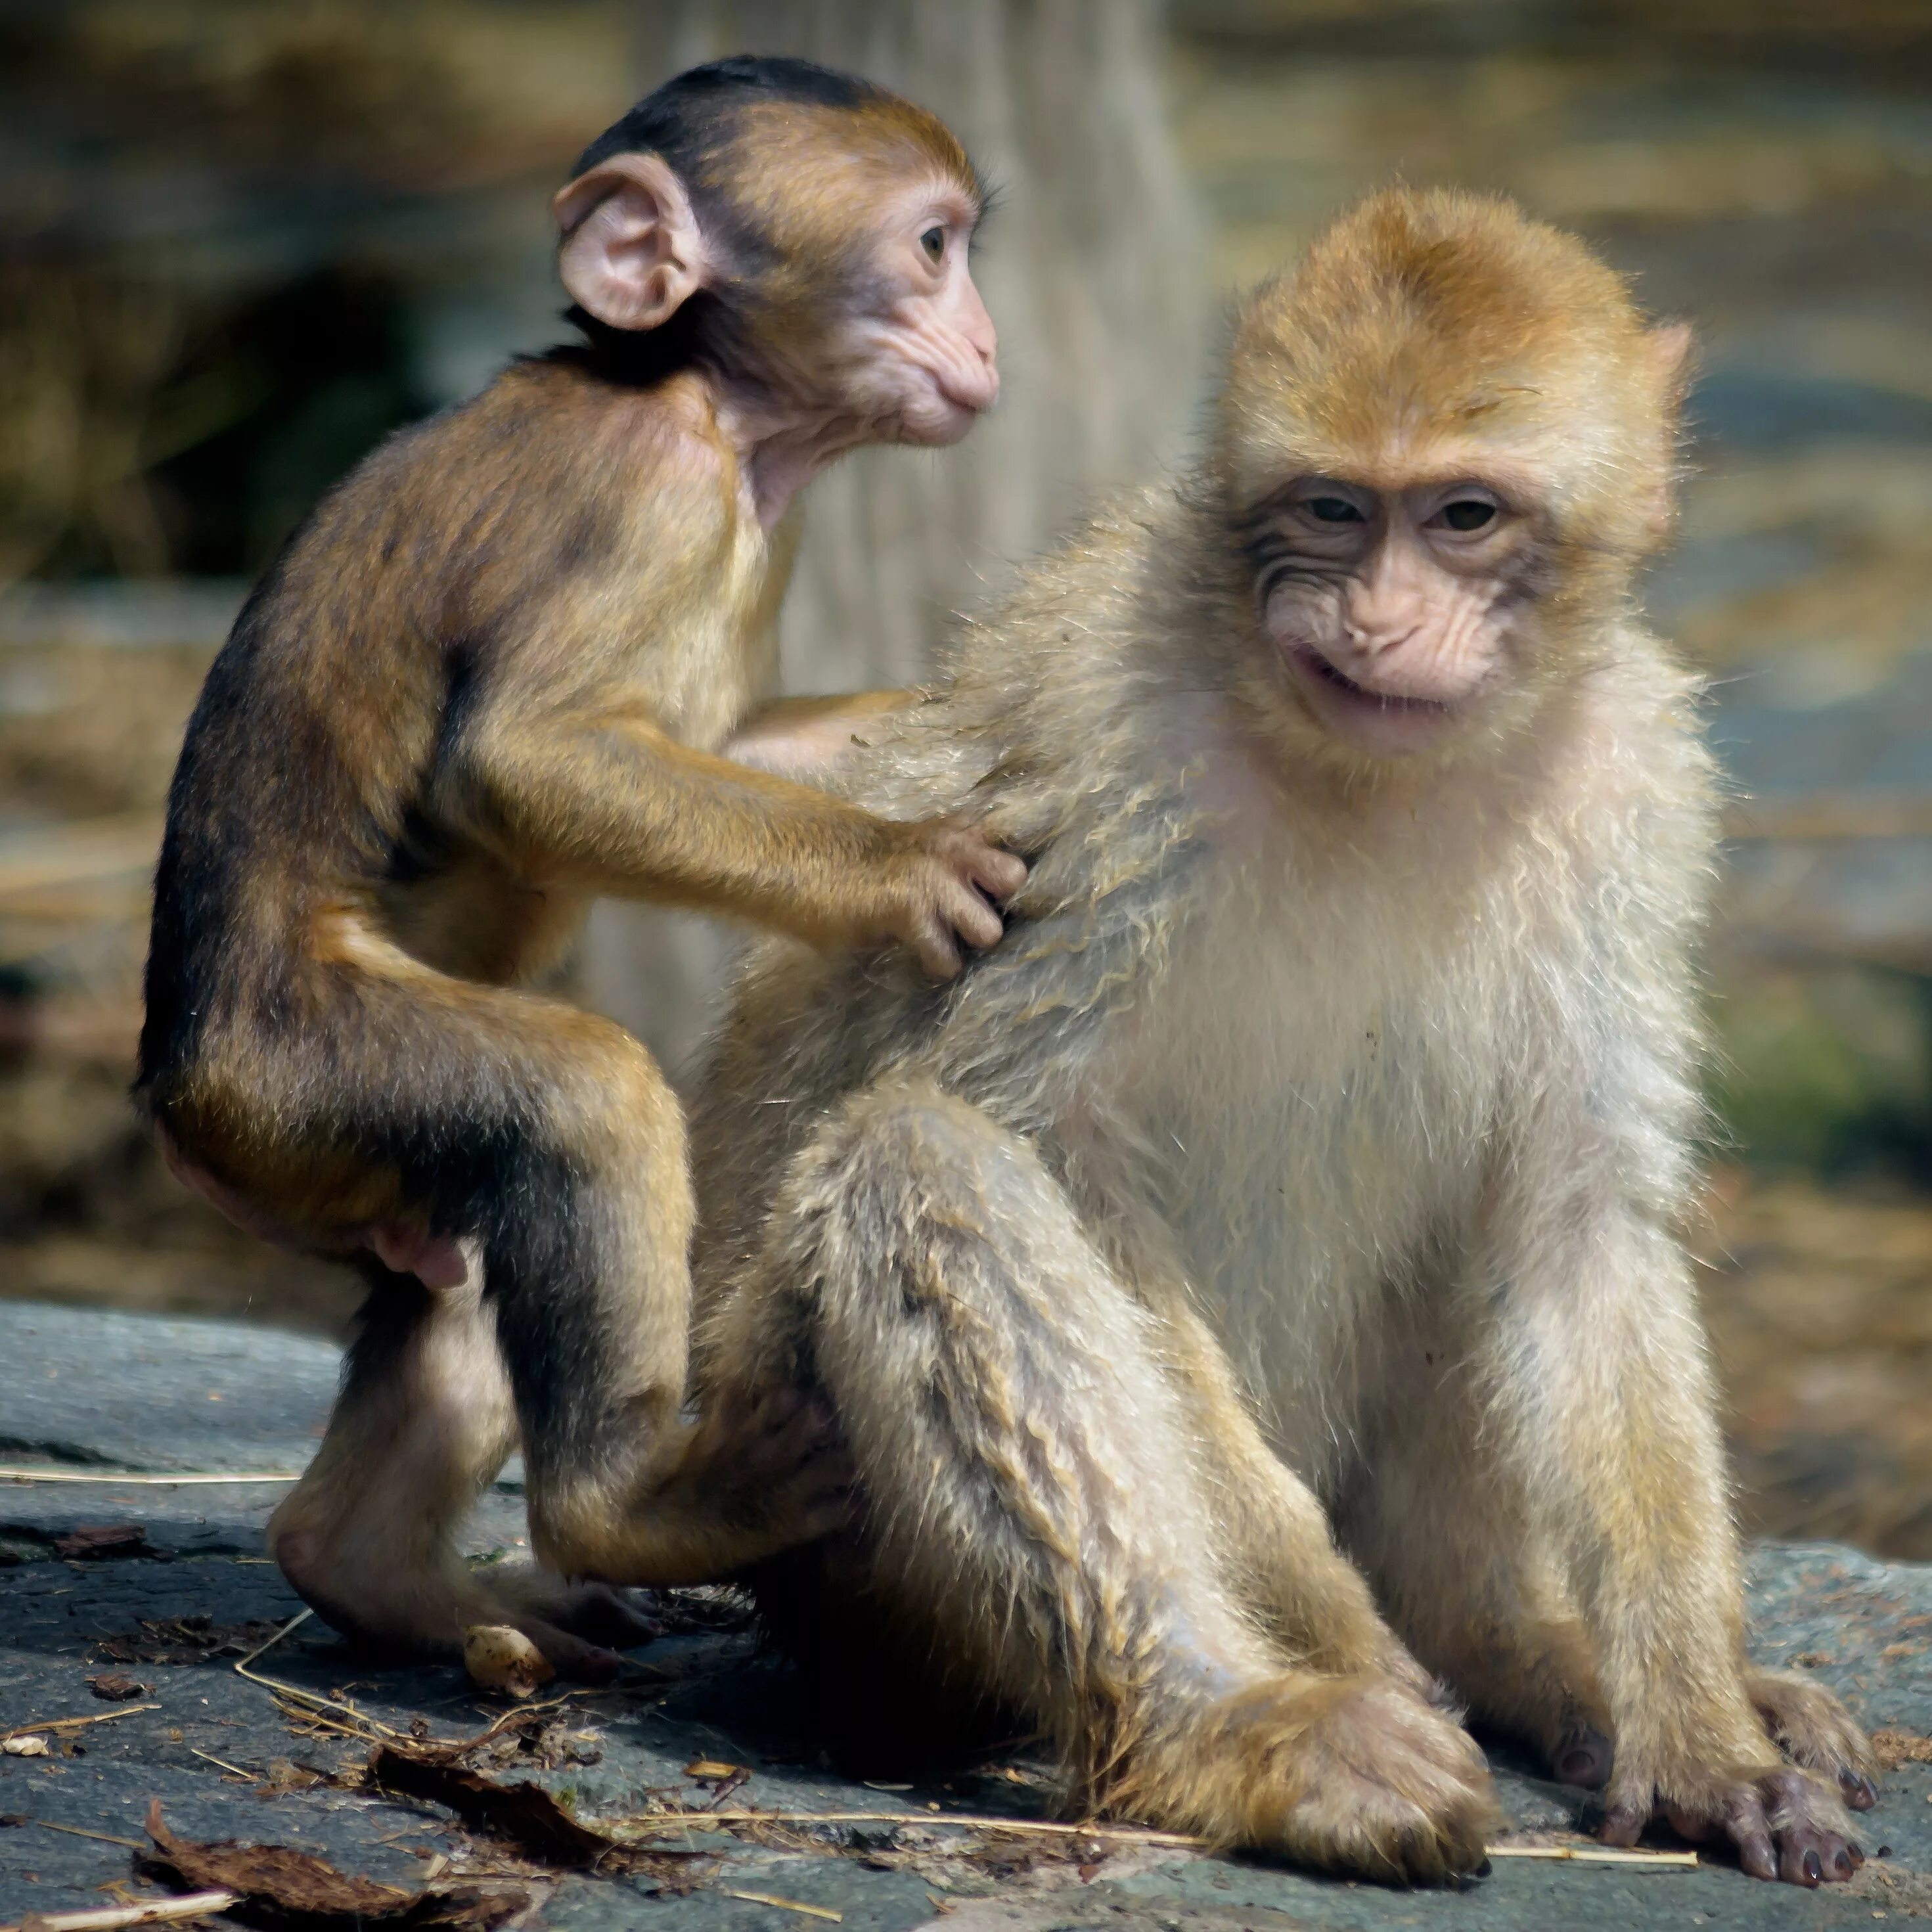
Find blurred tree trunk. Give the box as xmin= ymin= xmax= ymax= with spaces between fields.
xmin=583 ymin=0 xmax=1205 ymax=1075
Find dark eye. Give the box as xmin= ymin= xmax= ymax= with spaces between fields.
xmin=1440 ymin=499 xmax=1496 ymax=531
xmin=1307 ymin=497 xmax=1364 ymax=523
xmin=920 ymin=226 xmax=946 ymax=263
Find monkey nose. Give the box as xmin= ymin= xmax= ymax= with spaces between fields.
xmin=1347 ymin=619 xmax=1421 ymax=657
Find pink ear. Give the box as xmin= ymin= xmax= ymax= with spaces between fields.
xmin=554 ymin=153 xmax=706 ymax=332
xmin=1647 ymin=321 xmax=1696 ymax=397
xmin=1640 ymin=323 xmax=1696 ymax=545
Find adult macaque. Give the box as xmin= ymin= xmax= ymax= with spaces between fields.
xmin=136 ymin=56 xmax=1024 ymax=1676
xmin=690 ymin=189 xmax=1877 ymax=1883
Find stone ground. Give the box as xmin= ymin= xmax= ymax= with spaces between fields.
xmin=5 ymin=1303 xmax=1932 ymax=1931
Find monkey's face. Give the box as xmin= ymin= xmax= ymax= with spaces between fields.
xmin=803 ymin=173 xmax=999 ymax=447
xmin=1242 ymin=473 xmax=1548 ymax=759
xmin=1214 ymin=188 xmax=1694 ymax=767
xmin=556 ymin=115 xmax=997 ymax=453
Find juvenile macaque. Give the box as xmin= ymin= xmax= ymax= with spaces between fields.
xmin=135 ymin=56 xmax=1023 ymax=1676
xmin=690 ymin=189 xmax=1878 ymax=1883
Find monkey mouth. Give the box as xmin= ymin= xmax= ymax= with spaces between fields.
xmin=1280 ymin=643 xmax=1465 ymax=751
xmin=1287 ymin=644 xmax=1456 ymax=713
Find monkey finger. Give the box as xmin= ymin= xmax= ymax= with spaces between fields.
xmin=1720 ymin=1786 xmax=1776 ymax=1882
xmin=1663 ymin=1806 xmax=1714 ymax=1841
xmin=1840 ymin=1769 xmax=1879 ymax=1810
xmin=911 ymin=922 xmax=964 ymax=979
xmin=941 ymin=883 xmax=1006 ymax=952
xmin=969 ymin=846 xmax=1029 ymax=900
xmin=1762 ymin=1767 xmax=1862 ymax=1885
xmin=1598 ymin=1795 xmax=1649 ymax=1849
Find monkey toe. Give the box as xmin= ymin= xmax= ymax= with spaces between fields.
xmin=478 ymin=1569 xmax=662 ymax=1653
xmin=1552 ymin=1726 xmax=1613 ymax=1790
xmin=539 ymin=1581 xmax=663 ymax=1649
xmin=1763 ymin=1767 xmax=1862 ymax=1887
xmin=1745 ymin=1666 xmax=1879 ymax=1810
xmin=496 ymin=1616 xmax=624 ymax=1684
xmin=1619 ymin=1763 xmax=1864 ymax=1887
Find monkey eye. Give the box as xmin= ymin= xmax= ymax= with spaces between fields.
xmin=1307 ymin=497 xmax=1365 ymax=524
xmin=1439 ymin=499 xmax=1497 ymax=531
xmin=920 ymin=225 xmax=947 ymax=264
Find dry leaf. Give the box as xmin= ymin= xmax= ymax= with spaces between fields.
xmin=98 ymin=1616 xmax=286 ymax=1667
xmin=54 ymin=1523 xmax=148 ymax=1560
xmin=685 ymin=1759 xmax=742 ymax=1780
xmin=370 ymin=1747 xmax=638 ymax=1871
xmin=4 ymin=1736 xmax=49 ymax=1757
xmin=461 ymin=1625 xmax=552 ymax=1699
xmin=86 ymin=1672 xmax=150 ymax=1702
xmin=143 ymin=1799 xmax=527 ymax=1930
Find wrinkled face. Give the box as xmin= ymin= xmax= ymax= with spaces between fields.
xmin=1244 ymin=469 xmax=1544 ymax=757
xmin=818 ymin=170 xmax=998 ymax=444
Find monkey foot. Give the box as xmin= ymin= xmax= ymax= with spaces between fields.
xmin=543 ymin=1383 xmax=855 ymax=1586
xmin=1747 ymin=1665 xmax=1881 ymax=1810
xmin=1606 ymin=1763 xmax=1865 ymax=1885
xmin=1140 ymin=1674 xmax=1500 ymax=1885
xmin=462 ymin=1568 xmax=663 ymax=1681
xmin=273 ymin=1527 xmax=658 ymax=1681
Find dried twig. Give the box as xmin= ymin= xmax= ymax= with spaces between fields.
xmin=3 ymin=1817 xmax=146 ymax=1851
xmin=187 ymin=1747 xmax=255 ymax=1780
xmin=231 ymin=1611 xmax=407 ymax=1743
xmin=3 ymin=1705 xmax=160 ymax=1743
xmin=0 ymin=1468 xmax=298 ymax=1486
xmin=0 ymin=1889 xmax=236 ymax=1932
xmin=1487 ymin=1843 xmax=1699 ymax=1867
xmin=723 ymin=1889 xmax=842 ymax=1921
xmin=608 ymin=1808 xmax=1201 ymax=1848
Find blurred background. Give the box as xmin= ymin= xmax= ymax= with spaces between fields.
xmin=3 ymin=0 xmax=1931 ymax=1556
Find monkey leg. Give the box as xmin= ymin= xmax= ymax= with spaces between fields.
xmin=168 ymin=962 xmax=846 ymax=1656
xmin=715 ymin=1077 xmax=1498 ymax=1883
xmin=434 ymin=1005 xmax=851 ymax=1589
xmin=1472 ymin=1203 xmax=1869 ymax=1884
xmin=267 ymin=1262 xmax=655 ymax=1678
xmin=1341 ymin=1347 xmax=1880 ymax=1814
xmin=1331 ymin=1313 xmax=1615 ymax=1788
xmin=1160 ymin=1307 xmax=1436 ymax=1698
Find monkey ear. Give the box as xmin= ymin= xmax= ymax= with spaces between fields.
xmin=554 ymin=153 xmax=707 ymax=332
xmin=1639 ymin=322 xmax=1696 ymax=542
xmin=1646 ymin=321 xmax=1696 ymax=399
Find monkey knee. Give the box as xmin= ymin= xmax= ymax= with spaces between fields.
xmin=540 ymin=1025 xmax=685 ymax=1177
xmin=796 ymin=1077 xmax=1058 ymax=1242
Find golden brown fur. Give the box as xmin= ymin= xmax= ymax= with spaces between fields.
xmin=686 ymin=189 xmax=1877 ymax=1883
xmin=137 ymin=56 xmax=1016 ymax=1676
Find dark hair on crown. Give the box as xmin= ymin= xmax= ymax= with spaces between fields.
xmin=571 ymin=55 xmax=880 ymax=182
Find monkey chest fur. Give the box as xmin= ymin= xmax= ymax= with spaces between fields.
xmin=1102 ymin=834 xmax=1512 ymax=1477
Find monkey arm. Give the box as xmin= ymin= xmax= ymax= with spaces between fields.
xmin=1470 ymin=1048 xmax=1843 ymax=1865
xmin=721 ymin=691 xmax=917 ymax=783
xmin=438 ymin=700 xmax=958 ymax=951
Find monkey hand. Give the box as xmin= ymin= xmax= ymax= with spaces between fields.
xmin=876 ymin=820 xmax=1028 ymax=978
xmin=1602 ymin=1752 xmax=1866 ymax=1886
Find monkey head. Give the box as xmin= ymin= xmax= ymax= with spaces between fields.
xmin=554 ymin=57 xmax=998 ymax=449
xmin=1212 ymin=189 xmax=1692 ymax=764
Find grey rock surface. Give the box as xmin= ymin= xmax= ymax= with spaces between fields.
xmin=4 ymin=1301 xmax=1931 ymax=1930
